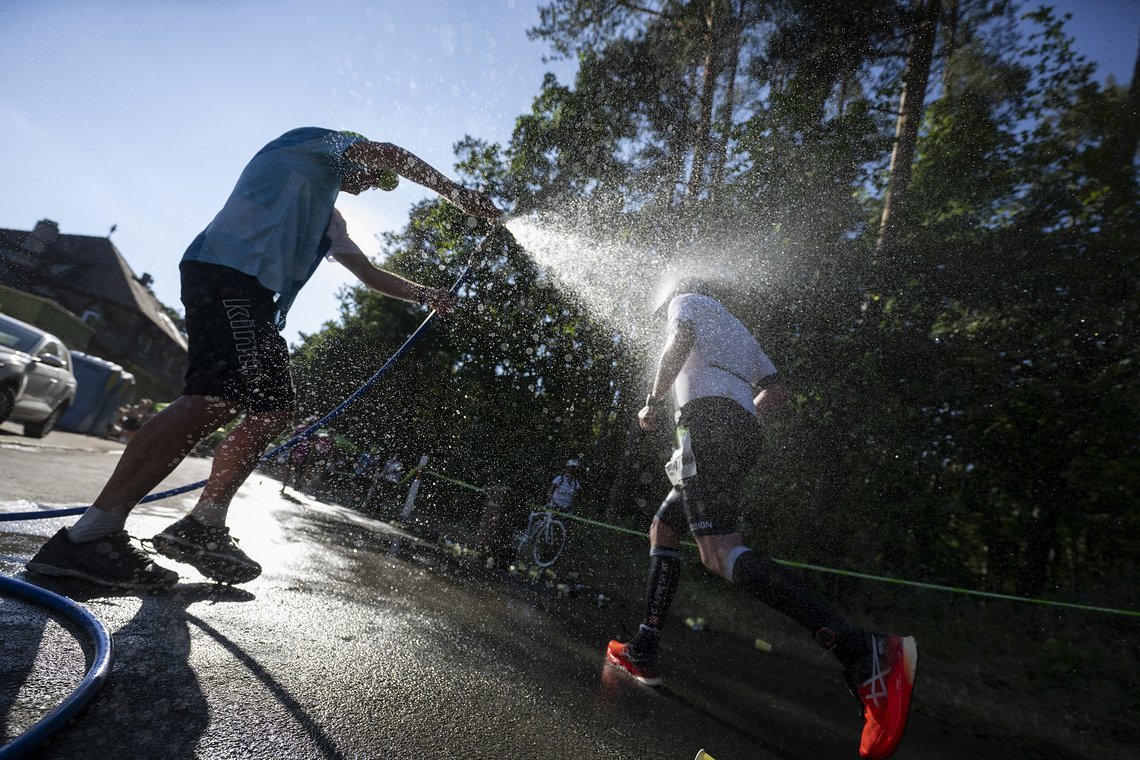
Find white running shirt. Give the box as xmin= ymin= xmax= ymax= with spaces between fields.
xmin=668 ymin=293 xmax=777 ymax=415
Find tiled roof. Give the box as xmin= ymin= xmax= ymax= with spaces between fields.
xmin=0 ymin=225 xmax=187 ymax=351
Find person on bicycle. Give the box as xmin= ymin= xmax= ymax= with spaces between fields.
xmin=604 ymin=276 xmax=918 ymax=760
xmin=545 ymin=459 xmax=582 ymax=515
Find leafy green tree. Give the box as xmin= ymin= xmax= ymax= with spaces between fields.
xmin=283 ymin=0 xmax=1138 ymax=612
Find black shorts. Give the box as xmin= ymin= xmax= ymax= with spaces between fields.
xmin=656 ymin=396 xmax=762 ymax=537
xmin=180 ymin=261 xmax=294 ymax=413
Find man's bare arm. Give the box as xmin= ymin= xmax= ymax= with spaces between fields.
xmin=332 ymin=251 xmax=457 ymax=314
xmin=342 ymin=141 xmax=501 ymax=219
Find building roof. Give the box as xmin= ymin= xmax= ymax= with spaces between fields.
xmin=0 ymin=221 xmax=187 ymax=351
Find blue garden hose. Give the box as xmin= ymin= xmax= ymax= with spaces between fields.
xmin=0 ymin=575 xmax=114 ymax=760
xmin=0 ymin=228 xmax=505 ymax=524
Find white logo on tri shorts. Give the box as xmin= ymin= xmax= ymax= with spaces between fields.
xmin=224 ymin=298 xmax=259 ymax=375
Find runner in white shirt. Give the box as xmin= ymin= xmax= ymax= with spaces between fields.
xmin=604 ymin=278 xmax=918 ymax=760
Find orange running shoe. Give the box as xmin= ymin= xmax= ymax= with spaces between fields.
xmin=848 ymin=633 xmax=918 ymax=759
xmin=605 ymin=639 xmax=662 ymax=686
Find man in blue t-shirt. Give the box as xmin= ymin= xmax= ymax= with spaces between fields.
xmin=27 ymin=128 xmax=502 ymax=589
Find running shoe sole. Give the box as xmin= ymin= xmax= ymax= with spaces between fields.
xmin=605 ymin=643 xmax=663 ymax=686
xmin=25 ymin=561 xmax=176 ymax=590
xmin=151 ymin=535 xmax=261 ymax=584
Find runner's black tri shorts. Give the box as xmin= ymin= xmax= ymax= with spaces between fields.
xmin=180 ymin=261 xmax=294 ymax=413
xmin=655 ymin=395 xmax=762 ymax=537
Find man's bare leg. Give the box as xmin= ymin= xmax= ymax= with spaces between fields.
xmin=149 ymin=407 xmax=292 ymax=584
xmin=189 ymin=408 xmax=291 ymax=526
xmin=90 ymin=395 xmax=239 ymax=516
xmin=61 ymin=396 xmax=238 ymax=545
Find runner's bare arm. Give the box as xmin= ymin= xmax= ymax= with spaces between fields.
xmin=639 ymin=321 xmax=696 ymax=431
xmin=753 ymin=383 xmax=789 ymax=418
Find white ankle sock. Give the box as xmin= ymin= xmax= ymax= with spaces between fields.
xmin=67 ymin=507 xmax=127 ymax=543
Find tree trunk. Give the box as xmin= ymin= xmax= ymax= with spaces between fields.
xmin=1109 ymin=34 xmax=1140 ymax=203
xmin=711 ymin=0 xmax=745 ymax=193
xmin=875 ymin=0 xmax=941 ymax=257
xmin=605 ymin=414 xmax=642 ymax=522
xmin=1017 ymin=473 xmax=1065 ymax=597
xmin=942 ymin=0 xmax=960 ymax=95
xmin=686 ymin=0 xmax=722 ymax=202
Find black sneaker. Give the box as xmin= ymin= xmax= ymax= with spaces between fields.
xmin=26 ymin=528 xmax=179 ymax=589
xmin=150 ymin=516 xmax=262 ymax=584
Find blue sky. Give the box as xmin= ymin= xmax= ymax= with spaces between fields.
xmin=1 ymin=0 xmax=1136 ymax=344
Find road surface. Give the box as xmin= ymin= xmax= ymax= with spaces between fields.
xmin=1 ymin=424 xmax=1031 ymax=759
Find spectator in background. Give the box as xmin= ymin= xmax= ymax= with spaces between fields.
xmin=545 ymin=459 xmax=582 ymax=515
xmin=117 ymin=399 xmax=156 ymax=443
xmin=351 ymin=449 xmax=380 ymax=508
xmin=476 ymin=483 xmax=511 ymax=566
xmin=282 ymin=417 xmax=318 ymax=492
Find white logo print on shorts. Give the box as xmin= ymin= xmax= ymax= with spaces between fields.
xmin=224 ymin=299 xmax=258 ymax=375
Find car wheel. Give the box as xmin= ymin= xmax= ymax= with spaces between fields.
xmin=24 ymin=403 xmax=64 ymax=438
xmin=0 ymin=385 xmax=15 ymax=425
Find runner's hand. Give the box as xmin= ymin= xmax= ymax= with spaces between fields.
xmin=638 ymin=404 xmax=657 ymax=431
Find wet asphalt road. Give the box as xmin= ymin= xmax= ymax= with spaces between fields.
xmin=0 ymin=425 xmax=1030 ymax=760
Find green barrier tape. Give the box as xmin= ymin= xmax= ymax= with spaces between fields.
xmin=414 ymin=470 xmax=1139 ymax=619
xmin=422 ymin=469 xmax=484 ymax=492
xmin=774 ymin=560 xmax=1139 ymax=618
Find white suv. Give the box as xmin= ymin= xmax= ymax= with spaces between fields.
xmin=0 ymin=313 xmax=78 ymax=438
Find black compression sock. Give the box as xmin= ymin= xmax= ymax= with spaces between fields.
xmin=730 ymin=548 xmax=868 ymax=668
xmin=642 ymin=547 xmax=682 ymax=632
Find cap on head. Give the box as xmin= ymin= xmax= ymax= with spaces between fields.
xmin=566 ymin=459 xmax=579 ymax=468
xmin=374 ymin=169 xmax=399 ymax=191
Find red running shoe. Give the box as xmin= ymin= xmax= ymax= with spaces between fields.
xmin=605 ymin=639 xmax=662 ymax=686
xmin=849 ymin=634 xmax=918 ymax=759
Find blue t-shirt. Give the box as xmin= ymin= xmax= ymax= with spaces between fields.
xmin=181 ymin=127 xmax=367 ymax=327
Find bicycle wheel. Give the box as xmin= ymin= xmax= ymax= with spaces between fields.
xmin=532 ymin=520 xmax=567 ymax=567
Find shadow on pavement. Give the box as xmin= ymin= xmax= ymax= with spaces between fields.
xmin=2 ymin=575 xmax=253 ymax=758
xmin=183 ymin=613 xmax=342 ymax=759
xmin=655 ymin=684 xmax=805 ymax=760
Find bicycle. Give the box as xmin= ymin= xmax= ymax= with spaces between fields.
xmin=515 ymin=508 xmax=568 ymax=567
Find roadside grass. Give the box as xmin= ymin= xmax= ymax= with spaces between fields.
xmin=553 ymin=521 xmax=1139 ymax=760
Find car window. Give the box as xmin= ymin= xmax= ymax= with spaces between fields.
xmin=0 ymin=317 xmax=42 ymax=353
xmin=41 ymin=341 xmax=64 ymax=360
